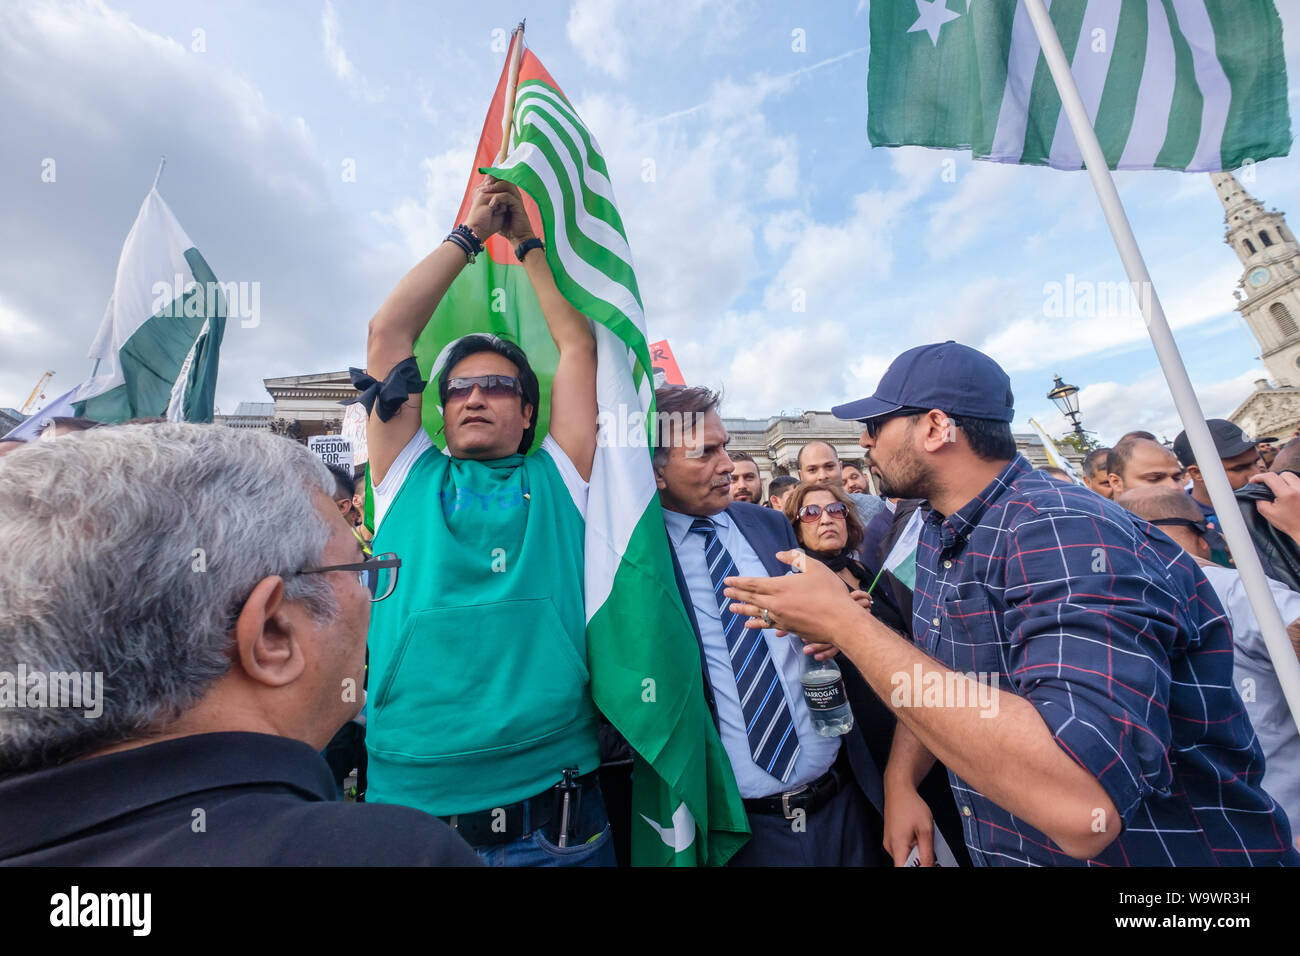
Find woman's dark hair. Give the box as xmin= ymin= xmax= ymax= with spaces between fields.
xmin=438 ymin=334 xmax=540 ymax=454
xmin=783 ymin=481 xmax=864 ymax=556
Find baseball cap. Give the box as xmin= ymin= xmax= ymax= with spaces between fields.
xmin=831 ymin=341 xmax=1015 ymax=423
xmin=1172 ymin=419 xmax=1278 ymax=467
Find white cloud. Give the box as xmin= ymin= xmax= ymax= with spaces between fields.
xmin=321 ymin=1 xmax=355 ymax=81
xmin=1032 ymin=367 xmax=1264 ymax=446
xmin=978 ymin=260 xmax=1243 ymax=374
xmin=320 ymin=1 xmax=384 ymax=101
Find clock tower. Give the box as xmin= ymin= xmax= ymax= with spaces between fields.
xmin=1213 ymin=171 xmax=1300 ymax=387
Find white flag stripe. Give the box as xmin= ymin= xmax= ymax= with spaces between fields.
xmin=516 ymin=88 xmax=622 ymax=212
xmin=1048 ymin=0 xmax=1122 ymax=169
xmin=496 ymin=142 xmax=644 ymax=327
xmin=165 ymin=316 xmax=209 ymax=422
xmin=584 ymin=327 xmax=658 ymax=616
xmin=990 ymin=0 xmax=1049 ymax=162
xmin=78 ymin=188 xmax=197 ymax=403
xmin=515 ymin=110 xmax=635 ymax=266
xmin=1118 ymin=0 xmax=1177 ymax=169
xmin=1172 ymin=0 xmax=1230 ymax=173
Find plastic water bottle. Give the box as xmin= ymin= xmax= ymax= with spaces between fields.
xmin=788 ymin=549 xmax=854 ymax=736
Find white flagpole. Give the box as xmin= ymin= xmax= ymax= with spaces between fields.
xmin=1022 ymin=0 xmax=1300 ymax=734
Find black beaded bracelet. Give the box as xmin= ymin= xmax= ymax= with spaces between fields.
xmin=444 ymin=224 xmax=484 ymax=263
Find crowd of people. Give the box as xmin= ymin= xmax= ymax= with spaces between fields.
xmin=2 ymin=179 xmax=1299 ymax=867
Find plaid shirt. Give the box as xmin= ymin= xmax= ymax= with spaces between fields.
xmin=912 ymin=455 xmax=1298 ymax=866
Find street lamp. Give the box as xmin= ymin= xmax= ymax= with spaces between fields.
xmin=1047 ymin=374 xmax=1087 ymax=440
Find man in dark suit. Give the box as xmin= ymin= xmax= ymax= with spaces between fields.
xmin=652 ymin=385 xmax=888 ymax=866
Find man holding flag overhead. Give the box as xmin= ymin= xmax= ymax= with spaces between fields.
xmin=356 ymin=27 xmax=748 ymax=868
xmin=354 ymin=173 xmax=613 ymax=866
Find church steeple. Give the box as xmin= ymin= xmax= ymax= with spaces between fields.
xmin=1215 ymin=172 xmax=1300 ymax=387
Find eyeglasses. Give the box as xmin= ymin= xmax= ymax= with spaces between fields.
xmin=863 ymin=407 xmax=930 ymax=440
xmin=797 ymin=502 xmax=848 ymax=523
xmin=444 ymin=375 xmax=522 ymax=402
xmin=298 ymin=551 xmax=402 ymax=602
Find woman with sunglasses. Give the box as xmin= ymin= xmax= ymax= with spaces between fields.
xmin=783 ymin=482 xmax=874 ymax=609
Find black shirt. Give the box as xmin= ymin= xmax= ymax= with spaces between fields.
xmin=0 ymin=731 xmax=481 ymax=866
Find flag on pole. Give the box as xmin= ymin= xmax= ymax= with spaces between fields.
xmin=414 ymin=34 xmax=750 ymax=866
xmin=1028 ymin=416 xmax=1085 ymax=483
xmin=74 ymin=187 xmax=226 ymax=423
xmin=869 ymin=0 xmax=1290 ymax=172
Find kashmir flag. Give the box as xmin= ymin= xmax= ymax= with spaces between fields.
xmin=74 ymin=187 xmax=226 ymax=423
xmin=1028 ymin=416 xmax=1085 ymax=483
xmin=869 ymin=0 xmax=1291 ymax=171
xmin=413 ymin=34 xmax=750 ymax=866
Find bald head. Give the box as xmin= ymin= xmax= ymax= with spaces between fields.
xmin=797 ymin=440 xmax=842 ymax=488
xmin=1271 ymin=439 xmax=1300 ymax=475
xmin=1117 ymin=486 xmax=1203 ymax=524
xmin=1116 ymin=486 xmax=1208 ymax=560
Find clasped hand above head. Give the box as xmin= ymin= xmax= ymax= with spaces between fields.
xmin=464 ymin=177 xmax=536 ymax=246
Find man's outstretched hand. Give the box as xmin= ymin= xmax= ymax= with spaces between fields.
xmin=723 ymin=550 xmax=868 ymax=647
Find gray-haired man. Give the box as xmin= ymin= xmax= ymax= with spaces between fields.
xmin=0 ymin=423 xmax=477 ymax=865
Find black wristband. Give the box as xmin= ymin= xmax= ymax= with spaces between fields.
xmin=515 ymin=237 xmax=544 ymax=262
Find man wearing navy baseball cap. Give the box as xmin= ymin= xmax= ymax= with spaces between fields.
xmin=722 ymin=341 xmax=1297 ymax=867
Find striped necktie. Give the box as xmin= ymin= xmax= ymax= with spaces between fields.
xmin=689 ymin=516 xmax=800 ymax=783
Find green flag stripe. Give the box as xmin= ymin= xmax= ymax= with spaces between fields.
xmin=1153 ymin=0 xmax=1203 ymax=169
xmin=516 ymin=81 xmax=615 ymax=182
xmin=486 ymin=152 xmax=645 ymax=363
xmin=1208 ymin=0 xmax=1292 ymax=169
xmin=969 ymin=1 xmax=1015 ymax=158
xmin=1093 ymin=0 xmax=1148 ymax=166
xmin=508 ymin=100 xmax=640 ymax=295
xmin=1019 ymin=0 xmax=1087 ymax=165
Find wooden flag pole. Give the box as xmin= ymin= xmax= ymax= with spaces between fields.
xmin=1023 ymin=0 xmax=1300 ymax=734
xmin=496 ymin=21 xmax=526 ymax=165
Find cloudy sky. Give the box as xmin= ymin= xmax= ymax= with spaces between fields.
xmin=3 ymin=0 xmax=1300 ymax=445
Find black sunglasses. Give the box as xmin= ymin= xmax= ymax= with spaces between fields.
xmin=863 ymin=407 xmax=931 ymax=440
xmin=444 ymin=374 xmax=522 ymax=402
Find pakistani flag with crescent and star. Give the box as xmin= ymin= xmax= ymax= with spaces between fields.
xmin=870 ymin=0 xmax=1290 ymax=172
xmin=412 ymin=35 xmax=750 ymax=866
xmin=74 ymin=186 xmax=226 ymax=423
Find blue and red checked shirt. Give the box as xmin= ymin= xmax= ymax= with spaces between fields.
xmin=911 ymin=455 xmax=1298 ymax=866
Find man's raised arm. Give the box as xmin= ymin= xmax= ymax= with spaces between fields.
xmin=480 ymin=180 xmax=598 ymax=481
xmin=364 ymin=183 xmax=507 ymax=485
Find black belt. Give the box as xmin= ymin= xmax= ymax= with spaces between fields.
xmin=743 ymin=757 xmax=848 ymax=820
xmin=439 ymin=770 xmax=599 ymax=847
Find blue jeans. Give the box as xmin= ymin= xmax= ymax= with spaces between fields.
xmin=474 ymin=782 xmax=617 ymax=867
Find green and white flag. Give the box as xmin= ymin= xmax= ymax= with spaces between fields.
xmin=74 ymin=187 xmax=226 ymax=423
xmin=869 ymin=0 xmax=1291 ymax=171
xmin=413 ymin=42 xmax=750 ymax=866
xmin=882 ymin=508 xmax=923 ymax=591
